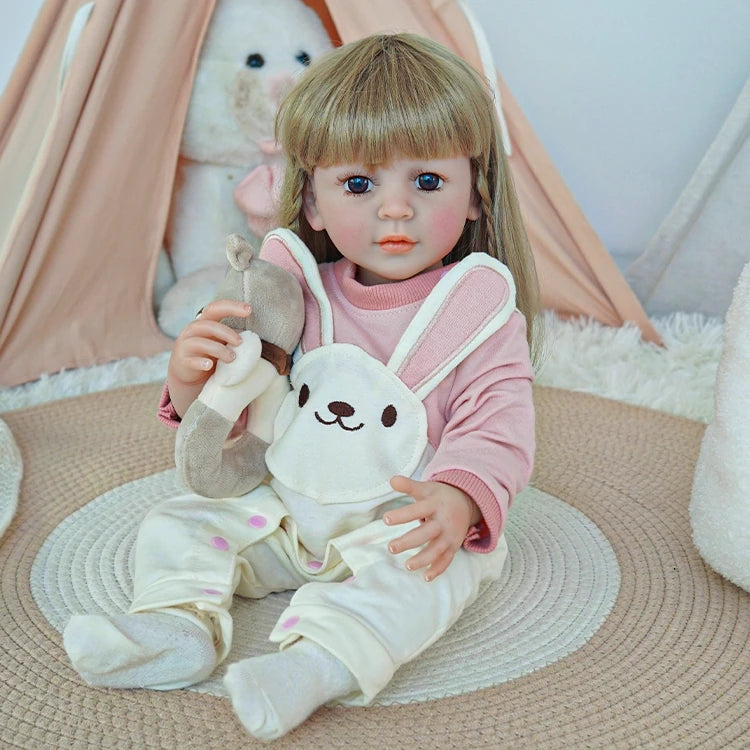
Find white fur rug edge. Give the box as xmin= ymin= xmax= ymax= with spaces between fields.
xmin=534 ymin=311 xmax=723 ymax=423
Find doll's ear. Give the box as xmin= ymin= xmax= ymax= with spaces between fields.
xmin=467 ymin=190 xmax=481 ymax=221
xmin=468 ymin=165 xmax=482 ymax=221
xmin=302 ymin=177 xmax=325 ymax=231
xmin=466 ymin=197 xmax=482 ymax=221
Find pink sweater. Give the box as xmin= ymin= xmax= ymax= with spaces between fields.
xmin=159 ymin=252 xmax=535 ymax=553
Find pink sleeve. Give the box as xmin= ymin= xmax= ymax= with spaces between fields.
xmin=157 ymin=383 xmax=181 ymax=429
xmin=423 ymin=311 xmax=535 ymax=553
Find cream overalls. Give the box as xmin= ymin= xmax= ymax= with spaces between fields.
xmin=131 ymin=231 xmax=515 ymax=703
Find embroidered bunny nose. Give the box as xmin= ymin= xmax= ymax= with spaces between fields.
xmin=327 ymin=401 xmax=355 ymax=418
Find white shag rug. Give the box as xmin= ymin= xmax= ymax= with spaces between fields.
xmin=534 ymin=311 xmax=722 ymax=422
xmin=0 ymin=311 xmax=724 ymax=422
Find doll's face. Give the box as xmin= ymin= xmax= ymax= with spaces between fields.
xmin=303 ymin=155 xmax=480 ymax=285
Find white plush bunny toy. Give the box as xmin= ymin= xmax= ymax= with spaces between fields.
xmin=691 ymin=261 xmax=750 ymax=592
xmin=156 ymin=0 xmax=331 ymax=337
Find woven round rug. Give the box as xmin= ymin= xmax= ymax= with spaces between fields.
xmin=1 ymin=384 xmax=748 ymax=749
xmin=30 ymin=477 xmax=619 ymax=704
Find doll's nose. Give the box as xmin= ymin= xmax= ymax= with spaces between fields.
xmin=328 ymin=401 xmax=355 ymax=418
xmin=378 ymin=190 xmax=413 ymax=220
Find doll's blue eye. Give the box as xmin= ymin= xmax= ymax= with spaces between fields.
xmin=246 ymin=53 xmax=265 ymax=69
xmin=416 ymin=173 xmax=443 ymax=191
xmin=344 ymin=176 xmax=371 ymax=194
xmin=296 ymin=51 xmax=311 ymax=66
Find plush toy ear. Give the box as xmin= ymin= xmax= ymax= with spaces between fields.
xmin=225 ymin=233 xmax=255 ymax=272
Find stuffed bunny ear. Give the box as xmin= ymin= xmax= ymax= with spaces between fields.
xmin=259 ymin=229 xmax=333 ymax=349
xmin=225 ymin=233 xmax=255 ymax=271
xmin=388 ymin=255 xmax=517 ymax=400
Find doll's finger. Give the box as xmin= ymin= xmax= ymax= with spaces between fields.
xmin=185 ymin=320 xmax=244 ymax=346
xmin=199 ymin=299 xmax=251 ymax=322
xmin=422 ymin=550 xmax=455 ymax=582
xmin=406 ymin=540 xmax=454 ymax=578
xmin=180 ymin=355 xmax=216 ymax=374
xmin=182 ymin=337 xmax=238 ymax=364
xmin=402 ymin=544 xmax=438 ymax=573
xmin=387 ymin=519 xmax=438 ymax=554
xmin=213 ymin=332 xmax=262 ymax=385
xmin=383 ymin=502 xmax=428 ymax=527
xmin=389 ymin=474 xmax=426 ymax=499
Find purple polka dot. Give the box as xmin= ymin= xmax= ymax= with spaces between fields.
xmin=308 ymin=560 xmax=322 ymax=570
xmin=248 ymin=515 xmax=268 ymax=528
xmin=211 ymin=536 xmax=229 ymax=550
xmin=281 ymin=616 xmax=300 ymax=630
xmin=203 ymin=589 xmax=222 ymax=596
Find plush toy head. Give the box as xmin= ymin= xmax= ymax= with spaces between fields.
xmin=174 ymin=233 xmax=305 ymax=499
xmin=180 ymin=0 xmax=332 ymax=166
xmin=215 ymin=233 xmax=304 ymax=359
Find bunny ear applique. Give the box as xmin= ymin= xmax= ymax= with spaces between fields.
xmin=259 ymin=229 xmax=333 ymax=348
xmin=388 ymin=255 xmax=516 ymax=400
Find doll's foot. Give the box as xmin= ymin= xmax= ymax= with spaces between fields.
xmin=63 ymin=611 xmax=217 ymax=690
xmin=223 ymin=639 xmax=357 ymax=740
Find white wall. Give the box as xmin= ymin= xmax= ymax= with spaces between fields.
xmin=0 ymin=0 xmax=44 ymax=94
xmin=466 ymin=0 xmax=750 ymax=267
xmin=2 ymin=0 xmax=749 ymax=269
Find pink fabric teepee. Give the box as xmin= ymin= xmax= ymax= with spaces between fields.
xmin=0 ymin=0 xmax=659 ymax=388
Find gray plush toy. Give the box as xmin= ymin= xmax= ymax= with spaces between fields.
xmin=175 ymin=233 xmax=304 ymax=498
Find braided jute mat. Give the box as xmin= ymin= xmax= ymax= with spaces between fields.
xmin=1 ymin=384 xmax=748 ymax=749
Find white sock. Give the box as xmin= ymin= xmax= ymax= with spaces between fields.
xmin=223 ymin=639 xmax=358 ymax=740
xmin=63 ymin=610 xmax=217 ymax=690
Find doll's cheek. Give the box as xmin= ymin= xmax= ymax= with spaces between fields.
xmin=430 ymin=208 xmax=469 ymax=244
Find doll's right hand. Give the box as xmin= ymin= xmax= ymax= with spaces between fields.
xmin=168 ymin=300 xmax=251 ymax=386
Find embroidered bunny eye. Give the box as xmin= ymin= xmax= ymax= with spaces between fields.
xmin=298 ymin=384 xmax=310 ymax=407
xmin=381 ymin=405 xmax=397 ymax=428
xmin=246 ymin=53 xmax=265 ymax=69
xmin=296 ymin=51 xmax=311 ymax=66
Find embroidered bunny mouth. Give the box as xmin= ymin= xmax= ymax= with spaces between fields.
xmin=314 ymin=412 xmax=365 ymax=432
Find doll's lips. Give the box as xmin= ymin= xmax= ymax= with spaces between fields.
xmin=378 ymin=236 xmax=416 ymax=254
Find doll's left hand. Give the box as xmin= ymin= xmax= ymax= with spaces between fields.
xmin=384 ymin=476 xmax=482 ymax=582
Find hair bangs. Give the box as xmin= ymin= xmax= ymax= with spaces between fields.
xmin=279 ymin=35 xmax=490 ymax=170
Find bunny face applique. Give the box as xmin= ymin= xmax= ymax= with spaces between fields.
xmin=267 ymin=342 xmax=429 ymax=503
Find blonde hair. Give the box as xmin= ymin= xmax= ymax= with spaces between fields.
xmin=275 ymin=32 xmax=540 ymax=357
